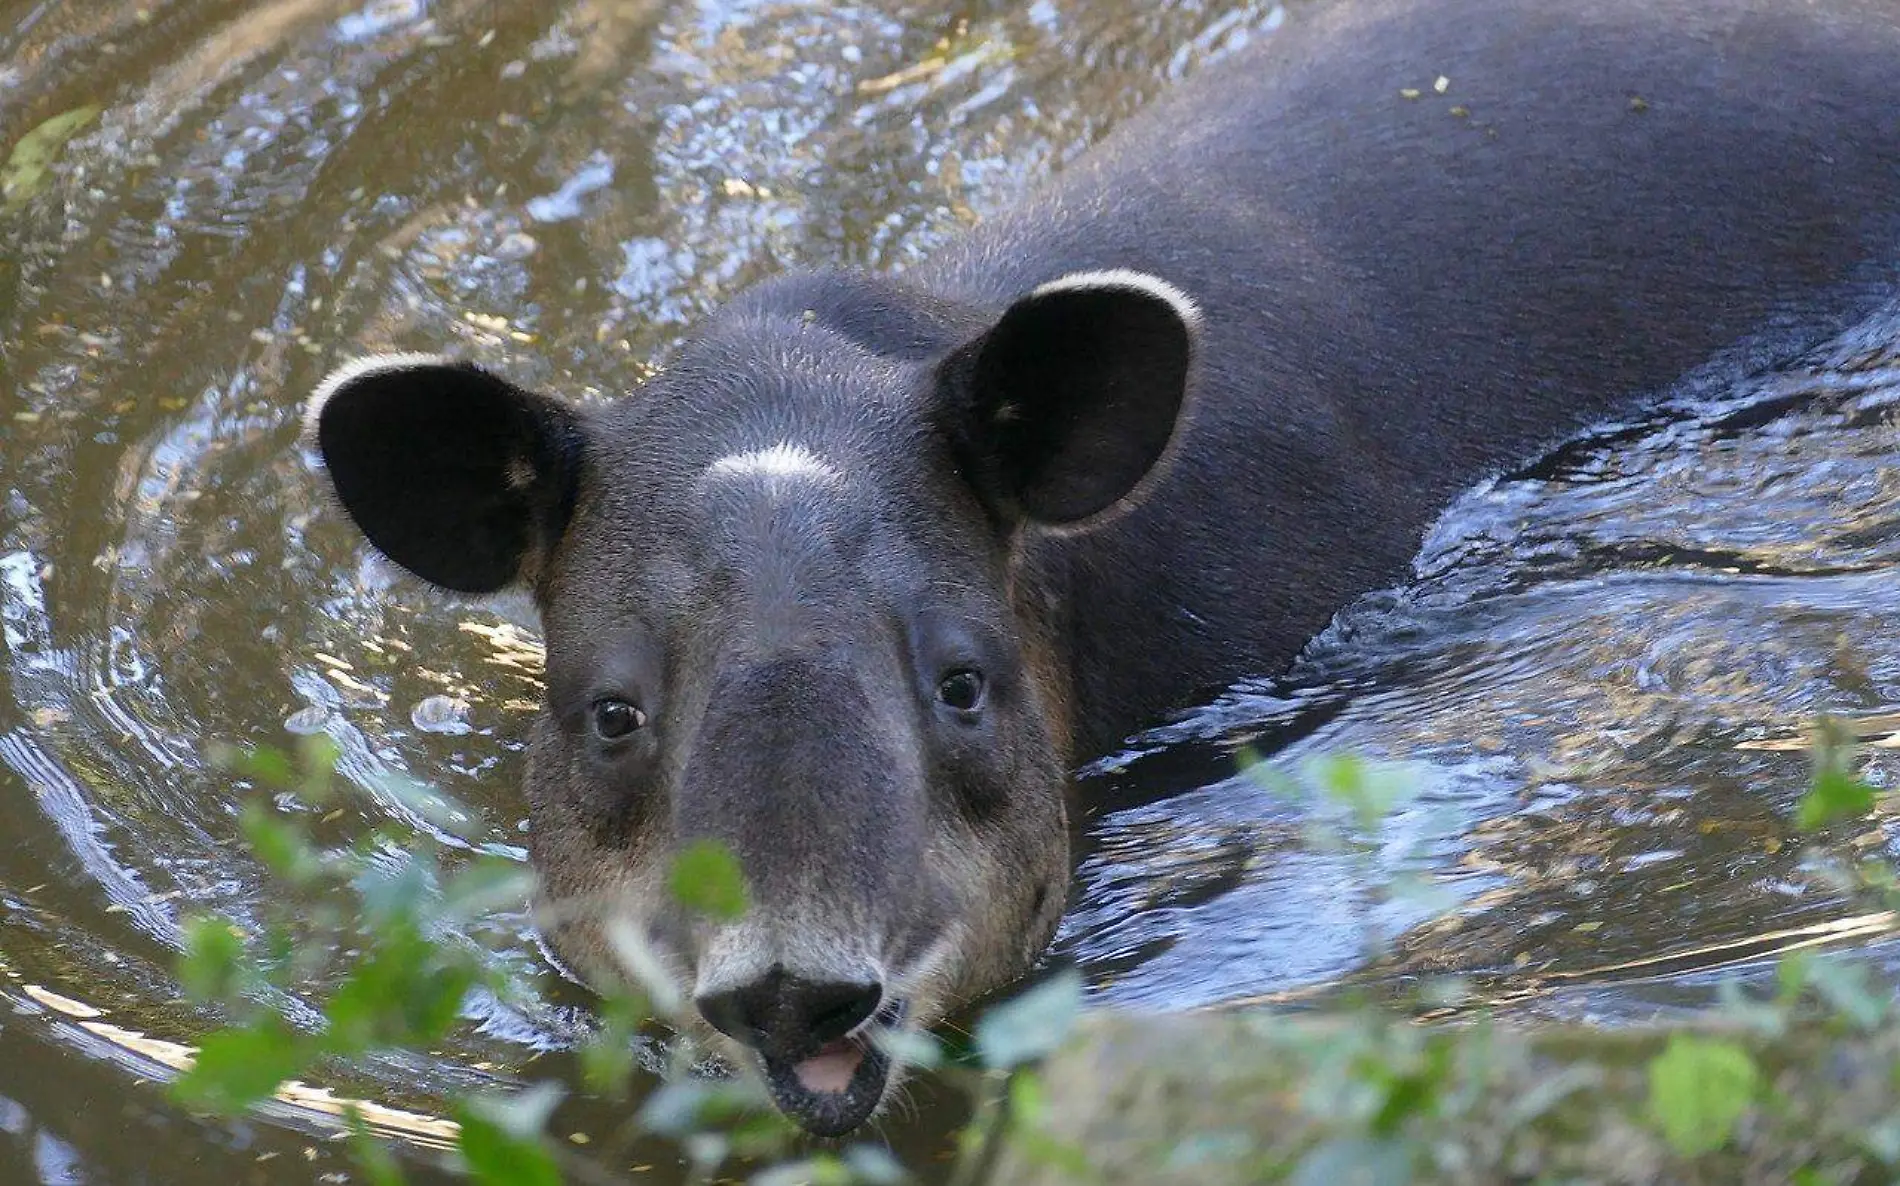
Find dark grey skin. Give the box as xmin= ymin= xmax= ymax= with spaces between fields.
xmin=311 ymin=0 xmax=1900 ymax=1136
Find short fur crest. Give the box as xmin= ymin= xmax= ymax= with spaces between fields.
xmin=704 ymin=441 xmax=844 ymax=485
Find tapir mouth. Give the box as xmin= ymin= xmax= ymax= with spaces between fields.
xmin=758 ymin=999 xmax=906 ymax=1138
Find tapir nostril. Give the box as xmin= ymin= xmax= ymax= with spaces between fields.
xmin=696 ymin=978 xmax=768 ymax=1047
xmin=800 ymin=979 xmax=883 ymax=1047
xmin=695 ymin=968 xmax=883 ymax=1058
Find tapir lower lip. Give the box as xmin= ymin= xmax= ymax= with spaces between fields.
xmin=757 ymin=998 xmax=909 ymax=1137
xmin=761 ymin=1037 xmax=891 ymax=1137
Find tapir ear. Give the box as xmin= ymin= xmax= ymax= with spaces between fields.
xmin=308 ymin=355 xmax=585 ymax=593
xmin=936 ymin=269 xmax=1198 ymax=525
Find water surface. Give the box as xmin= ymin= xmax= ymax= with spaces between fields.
xmin=5 ymin=0 xmax=1900 ymax=1181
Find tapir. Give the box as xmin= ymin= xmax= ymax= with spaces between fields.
xmin=310 ymin=0 xmax=1900 ymax=1136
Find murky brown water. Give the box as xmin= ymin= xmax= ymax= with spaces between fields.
xmin=5 ymin=0 xmax=1900 ymax=1182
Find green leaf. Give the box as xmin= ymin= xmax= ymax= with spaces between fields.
xmin=323 ymin=922 xmax=476 ymax=1051
xmin=638 ymin=1076 xmax=765 ymax=1139
xmin=1775 ymin=952 xmax=1813 ymax=1004
xmin=1646 ymin=1034 xmax=1758 ymax=1157
xmin=1794 ymin=766 xmax=1875 ymax=831
xmin=602 ymin=918 xmax=686 ymax=1015
xmin=974 ymin=968 xmax=1084 ymax=1070
xmin=1309 ymin=754 xmax=1418 ymax=831
xmin=752 ymin=1149 xmax=905 ymax=1186
xmin=1386 ymin=871 xmax=1459 ymax=913
xmin=1291 ymin=1137 xmax=1413 ymax=1186
xmin=178 ymin=915 xmax=251 ymax=1005
xmin=1007 ymin=1069 xmax=1098 ymax=1179
xmin=1501 ymin=1064 xmax=1601 ymax=1128
xmin=842 ymin=1145 xmax=910 ymax=1184
xmin=1804 ymin=958 xmax=1887 ymax=1030
xmin=577 ymin=992 xmax=645 ymax=1099
xmin=1370 ymin=1040 xmax=1453 ymax=1135
xmin=297 ymin=734 xmax=343 ymax=803
xmin=355 ymin=853 xmax=437 ymax=930
xmin=1008 ymin=1069 xmax=1051 ymax=1125
xmin=467 ymin=1082 xmax=566 ymax=1141
xmin=454 ymin=1102 xmax=562 ymax=1186
xmin=172 ymin=1017 xmax=309 ymax=1113
xmin=1416 ymin=975 xmax=1473 ymax=1009
xmin=440 ymin=858 xmax=536 ymax=921
xmin=260 ymin=920 xmax=302 ymax=984
xmin=723 ymin=1106 xmax=799 ymax=1160
xmin=1713 ymin=978 xmax=1788 ymax=1039
xmin=753 ymin=1155 xmax=857 ymax=1186
xmin=209 ymin=742 xmax=298 ymax=789
xmin=1860 ymin=1116 xmax=1900 ymax=1165
xmin=364 ymin=769 xmax=485 ymax=840
xmin=1237 ymin=748 xmax=1301 ymax=799
xmin=2 ymin=105 xmax=100 ymax=211
xmin=873 ymin=1024 xmax=944 ymax=1071
xmin=1009 ymin=1126 xmax=1096 ymax=1180
xmin=668 ymin=839 xmax=750 ymax=921
xmin=238 ymin=801 xmax=326 ymax=886
xmin=638 ymin=1079 xmax=717 ymax=1137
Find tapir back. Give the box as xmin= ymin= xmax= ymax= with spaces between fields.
xmin=918 ymin=0 xmax=1900 ymax=755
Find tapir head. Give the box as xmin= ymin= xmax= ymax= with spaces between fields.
xmin=309 ymin=268 xmax=1198 ymax=1135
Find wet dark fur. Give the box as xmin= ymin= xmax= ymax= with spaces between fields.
xmin=313 ymin=0 xmax=1900 ymax=1134
xmin=923 ymin=0 xmax=1900 ymax=754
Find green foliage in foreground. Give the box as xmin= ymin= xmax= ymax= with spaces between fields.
xmin=996 ymin=720 xmax=1900 ymax=1185
xmin=174 ymin=719 xmax=1900 ymax=1184
xmin=177 ymin=737 xmax=1086 ymax=1185
xmin=2 ymin=105 xmax=99 ymax=212
xmin=1001 ymin=989 xmax=1900 ymax=1185
xmin=1645 ymin=1033 xmax=1759 ymax=1159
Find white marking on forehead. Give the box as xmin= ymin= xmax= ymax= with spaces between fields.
xmin=304 ymin=352 xmax=449 ymax=441
xmin=704 ymin=441 xmax=843 ymax=486
xmin=1030 ymin=268 xmax=1203 ymax=330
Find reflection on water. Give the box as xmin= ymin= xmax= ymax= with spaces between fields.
xmin=1065 ymin=319 xmax=1900 ymax=1018
xmin=2 ymin=0 xmax=1899 ymax=1180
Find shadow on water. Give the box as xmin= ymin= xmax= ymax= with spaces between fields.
xmin=3 ymin=0 xmax=1900 ymax=1181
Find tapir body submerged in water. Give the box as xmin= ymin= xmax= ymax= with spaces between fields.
xmin=313 ymin=0 xmax=1900 ymax=1135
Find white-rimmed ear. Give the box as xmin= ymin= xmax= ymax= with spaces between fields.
xmin=935 ymin=269 xmax=1199 ymax=525
xmin=1026 ymin=268 xmax=1202 ymax=332
xmin=310 ymin=355 xmax=586 ymax=592
xmin=303 ymin=352 xmax=450 ymax=444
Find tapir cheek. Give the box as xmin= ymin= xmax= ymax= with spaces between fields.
xmin=941 ymin=760 xmax=1012 ymax=820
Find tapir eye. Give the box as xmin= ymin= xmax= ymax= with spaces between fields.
xmin=590 ymin=697 xmax=646 ymax=740
xmin=936 ymin=668 xmax=987 ymax=713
